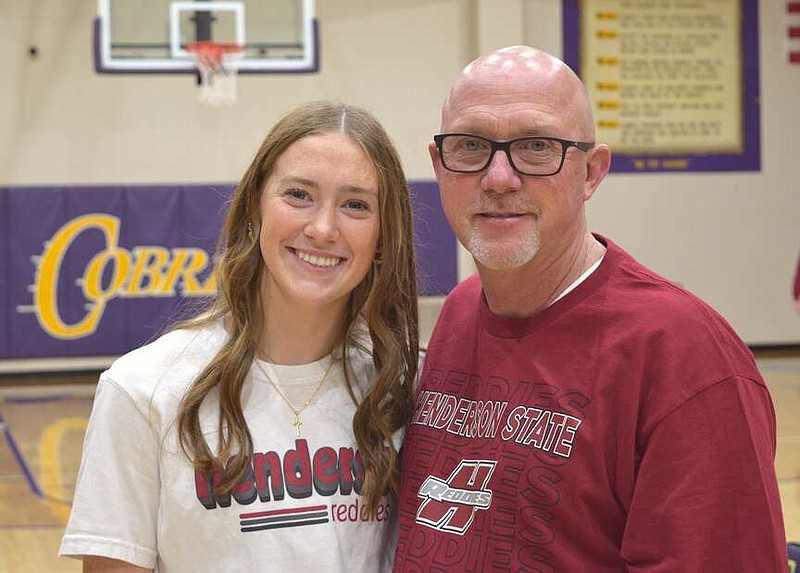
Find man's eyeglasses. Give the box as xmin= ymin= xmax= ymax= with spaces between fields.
xmin=433 ymin=133 xmax=595 ymax=177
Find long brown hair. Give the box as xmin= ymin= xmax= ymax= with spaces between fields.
xmin=175 ymin=101 xmax=418 ymax=513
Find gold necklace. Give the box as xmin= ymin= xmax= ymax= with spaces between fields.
xmin=254 ymin=358 xmax=334 ymax=437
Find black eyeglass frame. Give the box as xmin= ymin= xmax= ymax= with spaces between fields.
xmin=433 ymin=133 xmax=595 ymax=177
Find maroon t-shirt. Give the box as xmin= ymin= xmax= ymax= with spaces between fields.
xmin=393 ymin=236 xmax=786 ymax=572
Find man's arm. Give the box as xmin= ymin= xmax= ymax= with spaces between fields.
xmin=621 ymin=377 xmax=787 ymax=570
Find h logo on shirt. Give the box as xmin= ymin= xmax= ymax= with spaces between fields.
xmin=415 ymin=460 xmax=496 ymax=534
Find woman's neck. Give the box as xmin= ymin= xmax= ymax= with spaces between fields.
xmin=256 ymin=297 xmax=345 ymax=365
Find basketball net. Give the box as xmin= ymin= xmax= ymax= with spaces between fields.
xmin=186 ymin=42 xmax=244 ymax=106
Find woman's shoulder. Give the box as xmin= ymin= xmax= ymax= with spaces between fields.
xmin=103 ymin=320 xmax=227 ymax=399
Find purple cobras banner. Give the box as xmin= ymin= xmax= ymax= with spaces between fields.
xmin=0 ymin=183 xmax=456 ymax=360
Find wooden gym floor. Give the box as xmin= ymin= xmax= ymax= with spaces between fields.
xmin=1 ymin=354 xmax=799 ymax=572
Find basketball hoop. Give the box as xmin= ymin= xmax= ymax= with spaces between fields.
xmin=186 ymin=41 xmax=244 ymax=106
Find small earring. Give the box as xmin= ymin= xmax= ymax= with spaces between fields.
xmin=247 ymin=222 xmax=255 ymax=241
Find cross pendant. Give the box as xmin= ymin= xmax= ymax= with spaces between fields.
xmin=292 ymin=413 xmax=303 ymax=437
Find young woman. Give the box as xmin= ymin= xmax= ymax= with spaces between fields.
xmin=60 ymin=101 xmax=419 ymax=572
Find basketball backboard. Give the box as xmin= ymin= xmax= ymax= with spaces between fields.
xmin=94 ymin=0 xmax=318 ymax=74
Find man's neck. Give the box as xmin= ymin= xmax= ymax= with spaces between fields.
xmin=479 ymin=234 xmax=605 ymax=318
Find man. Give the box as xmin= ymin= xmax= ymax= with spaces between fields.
xmin=393 ymin=46 xmax=787 ymax=572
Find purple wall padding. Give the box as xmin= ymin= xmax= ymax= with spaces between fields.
xmin=0 ymin=183 xmax=456 ymax=359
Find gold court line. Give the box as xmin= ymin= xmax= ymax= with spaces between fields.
xmin=39 ymin=416 xmax=88 ymax=523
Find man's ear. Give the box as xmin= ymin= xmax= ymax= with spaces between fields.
xmin=428 ymin=140 xmax=442 ymax=176
xmin=583 ymin=143 xmax=611 ymax=202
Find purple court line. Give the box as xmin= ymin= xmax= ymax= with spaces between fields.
xmin=3 ymin=394 xmax=76 ymax=404
xmin=1 ymin=414 xmax=43 ymax=497
xmin=1 ymin=408 xmax=75 ymax=505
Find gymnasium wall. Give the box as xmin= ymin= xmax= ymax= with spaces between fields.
xmin=1 ymin=0 xmax=798 ymax=371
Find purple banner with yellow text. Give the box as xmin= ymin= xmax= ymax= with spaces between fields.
xmin=0 ymin=183 xmax=455 ymax=360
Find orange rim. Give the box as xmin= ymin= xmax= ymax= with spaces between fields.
xmin=186 ymin=41 xmax=244 ymax=70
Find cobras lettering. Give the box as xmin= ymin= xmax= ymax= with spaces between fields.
xmin=31 ymin=214 xmax=216 ymax=339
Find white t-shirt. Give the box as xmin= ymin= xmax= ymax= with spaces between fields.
xmin=60 ymin=320 xmax=398 ymax=572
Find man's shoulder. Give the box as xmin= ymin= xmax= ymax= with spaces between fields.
xmin=436 ymin=273 xmax=483 ymax=320
xmin=603 ymin=239 xmax=756 ymax=369
xmin=607 ymin=241 xmax=725 ymax=323
xmin=446 ymin=273 xmax=483 ymax=301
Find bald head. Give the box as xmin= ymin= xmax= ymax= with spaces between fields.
xmin=442 ymin=46 xmax=596 ymax=141
xmin=459 ymin=46 xmax=567 ymax=80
